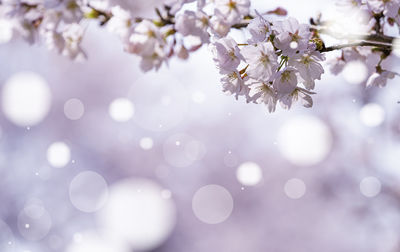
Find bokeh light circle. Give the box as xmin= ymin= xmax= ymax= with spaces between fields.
xmin=284 ymin=178 xmax=306 ymax=199
xmin=69 ymin=171 xmax=109 ymax=213
xmin=277 ymin=115 xmax=332 ymax=166
xmin=163 ymin=133 xmax=206 ymax=168
xmin=97 ymin=178 xmax=176 ymax=251
xmin=192 ymin=184 xmax=234 ymax=224
xmin=139 ymin=137 xmax=154 ymax=150
xmin=109 ymin=98 xmax=134 ymax=122
xmin=360 ymin=176 xmax=381 ymax=198
xmin=236 ymin=162 xmax=262 ymax=186
xmin=359 ymin=103 xmax=385 ymax=127
xmin=342 ymin=61 xmax=368 ymax=84
xmin=64 ymin=98 xmax=85 ymax=120
xmin=17 ymin=202 xmax=52 ymax=241
xmin=47 ymin=142 xmax=71 ymax=168
xmin=1 ymin=72 xmax=51 ymax=126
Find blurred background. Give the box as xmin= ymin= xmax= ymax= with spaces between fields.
xmin=1 ymin=0 xmax=400 ymax=251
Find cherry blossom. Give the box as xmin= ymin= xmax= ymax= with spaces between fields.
xmin=1 ymin=0 xmax=400 ymax=113
xmin=241 ymin=42 xmax=278 ymax=82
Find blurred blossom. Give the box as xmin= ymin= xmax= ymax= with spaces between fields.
xmin=192 ymin=184 xmax=234 ymax=224
xmin=1 ymin=72 xmax=51 ymax=127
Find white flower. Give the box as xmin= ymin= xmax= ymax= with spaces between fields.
xmin=247 ymin=15 xmax=271 ymax=44
xmin=107 ymin=5 xmax=132 ymax=40
xmin=248 ymin=83 xmax=277 ymax=112
xmin=210 ymin=37 xmax=244 ymax=74
xmin=273 ymin=17 xmax=311 ymax=56
xmin=241 ymin=42 xmax=278 ymax=82
xmin=61 ymin=23 xmax=85 ymax=59
xmin=139 ymin=45 xmax=166 ymax=72
xmin=164 ymin=0 xmax=197 ymax=14
xmin=366 ymin=70 xmax=398 ymax=87
xmin=367 ymin=0 xmax=400 ymax=18
xmin=279 ymin=88 xmax=313 ymax=110
xmin=273 ymin=67 xmax=298 ymax=95
xmin=220 ymin=71 xmax=247 ymax=99
xmin=128 ymin=20 xmax=163 ymax=56
xmin=175 ymin=10 xmax=210 ymax=43
xmin=209 ymin=16 xmax=230 ymax=37
xmin=214 ymin=0 xmax=250 ymax=25
xmin=44 ymin=30 xmax=65 ymax=53
xmin=289 ymin=50 xmax=325 ymax=90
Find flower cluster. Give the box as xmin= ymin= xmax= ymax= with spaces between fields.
xmin=325 ymin=0 xmax=400 ymax=88
xmin=211 ymin=16 xmax=325 ymax=112
xmin=1 ymin=0 xmax=400 ymax=113
xmin=0 ymin=0 xmax=89 ymax=59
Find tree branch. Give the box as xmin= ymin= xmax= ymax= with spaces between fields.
xmin=320 ymin=41 xmax=392 ymax=52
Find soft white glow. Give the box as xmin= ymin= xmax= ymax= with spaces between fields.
xmin=392 ymin=38 xmax=400 ymax=57
xmin=342 ymin=61 xmax=368 ymax=84
xmin=109 ymin=98 xmax=134 ymax=122
xmin=0 ymin=19 xmax=13 ymax=44
xmin=284 ymin=178 xmax=306 ymax=199
xmin=359 ymin=103 xmax=385 ymax=127
xmin=69 ymin=171 xmax=108 ymax=213
xmin=360 ymin=176 xmax=381 ymax=197
xmin=324 ymin=7 xmax=370 ymax=39
xmin=97 ymin=178 xmax=176 ymax=251
xmin=192 ymin=184 xmax=234 ymax=224
xmin=2 ymin=72 xmax=51 ymax=126
xmin=192 ymin=91 xmax=206 ymax=104
xmin=64 ymin=98 xmax=85 ymax=120
xmin=277 ymin=115 xmax=332 ymax=166
xmin=47 ymin=142 xmax=71 ymax=168
xmin=289 ymin=41 xmax=298 ymax=49
xmin=17 ymin=203 xmax=52 ymax=241
xmin=66 ymin=230 xmax=129 ymax=252
xmin=139 ymin=137 xmax=154 ymax=150
xmin=236 ymin=162 xmax=262 ymax=186
xmin=163 ymin=133 xmax=206 ymax=168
